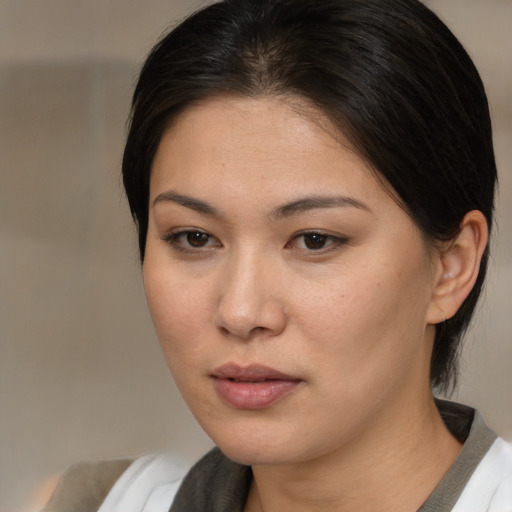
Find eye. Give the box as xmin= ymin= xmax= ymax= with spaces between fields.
xmin=301 ymin=233 xmax=331 ymax=250
xmin=163 ymin=229 xmax=221 ymax=251
xmin=287 ymin=231 xmax=348 ymax=251
xmin=185 ymin=231 xmax=211 ymax=247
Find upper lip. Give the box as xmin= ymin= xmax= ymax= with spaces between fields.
xmin=212 ymin=363 xmax=300 ymax=382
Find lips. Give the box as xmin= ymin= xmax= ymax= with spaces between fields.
xmin=211 ymin=364 xmax=302 ymax=410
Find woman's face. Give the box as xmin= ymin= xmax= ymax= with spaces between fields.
xmin=143 ymin=96 xmax=442 ymax=466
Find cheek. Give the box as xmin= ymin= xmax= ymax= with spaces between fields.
xmin=143 ymin=263 xmax=222 ymax=419
xmin=293 ymin=267 xmax=410 ymax=336
xmin=143 ymin=261 xmax=212 ymax=361
xmin=292 ymin=253 xmax=433 ymax=378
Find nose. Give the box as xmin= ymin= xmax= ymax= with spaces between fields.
xmin=214 ymin=250 xmax=287 ymax=340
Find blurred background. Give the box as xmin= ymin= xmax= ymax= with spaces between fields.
xmin=1 ymin=1 xmax=510 ymax=510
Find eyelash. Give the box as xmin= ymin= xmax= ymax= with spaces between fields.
xmin=162 ymin=229 xmax=349 ymax=254
xmin=162 ymin=230 xmax=220 ymax=252
xmin=287 ymin=231 xmax=349 ymax=252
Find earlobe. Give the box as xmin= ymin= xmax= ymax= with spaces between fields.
xmin=427 ymin=210 xmax=489 ymax=325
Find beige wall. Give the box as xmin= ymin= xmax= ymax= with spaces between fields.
xmin=1 ymin=1 xmax=510 ymax=510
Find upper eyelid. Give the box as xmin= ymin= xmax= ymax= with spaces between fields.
xmin=164 ymin=227 xmax=208 ymax=236
xmin=163 ymin=228 xmax=346 ymax=238
xmin=163 ymin=229 xmax=221 ymax=249
xmin=291 ymin=229 xmax=348 ymax=240
xmin=286 ymin=231 xmax=350 ymax=252
xmin=162 ymin=227 xmax=212 ymax=239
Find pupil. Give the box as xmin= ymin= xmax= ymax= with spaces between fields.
xmin=305 ymin=233 xmax=326 ymax=249
xmin=187 ymin=232 xmax=209 ymax=247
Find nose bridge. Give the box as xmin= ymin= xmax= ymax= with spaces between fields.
xmin=215 ymin=244 xmax=286 ymax=339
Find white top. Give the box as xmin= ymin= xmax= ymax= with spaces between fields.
xmin=452 ymin=437 xmax=512 ymax=512
xmin=97 ymin=454 xmax=187 ymax=512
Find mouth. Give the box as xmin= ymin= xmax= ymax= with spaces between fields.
xmin=212 ymin=363 xmax=299 ymax=381
xmin=226 ymin=377 xmax=277 ymax=382
xmin=211 ymin=364 xmax=302 ymax=410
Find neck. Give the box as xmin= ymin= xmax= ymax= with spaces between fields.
xmin=245 ymin=394 xmax=461 ymax=512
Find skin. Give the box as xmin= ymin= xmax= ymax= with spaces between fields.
xmin=143 ymin=96 xmax=486 ymax=511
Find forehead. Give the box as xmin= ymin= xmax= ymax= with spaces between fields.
xmin=167 ymin=94 xmax=347 ymax=150
xmin=152 ymin=95 xmax=373 ymax=189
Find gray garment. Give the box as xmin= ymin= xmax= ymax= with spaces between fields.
xmin=417 ymin=400 xmax=497 ymax=511
xmin=43 ymin=400 xmax=498 ymax=511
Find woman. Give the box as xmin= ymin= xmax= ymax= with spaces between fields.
xmin=43 ymin=0 xmax=512 ymax=510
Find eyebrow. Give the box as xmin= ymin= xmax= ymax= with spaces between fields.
xmin=153 ymin=191 xmax=221 ymax=217
xmin=270 ymin=195 xmax=372 ymax=219
xmin=152 ymin=191 xmax=371 ymax=219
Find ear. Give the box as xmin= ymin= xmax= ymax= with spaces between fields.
xmin=427 ymin=210 xmax=489 ymax=325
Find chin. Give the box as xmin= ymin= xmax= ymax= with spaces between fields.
xmin=218 ymin=443 xmax=291 ymax=467
xmin=207 ymin=426 xmax=310 ymax=467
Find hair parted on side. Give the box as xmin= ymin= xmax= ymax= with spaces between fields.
xmin=122 ymin=0 xmax=497 ymax=391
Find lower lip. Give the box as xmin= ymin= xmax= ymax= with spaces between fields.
xmin=213 ymin=378 xmax=301 ymax=410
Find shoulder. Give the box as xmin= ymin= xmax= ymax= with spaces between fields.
xmin=452 ymin=437 xmax=512 ymax=511
xmin=41 ymin=454 xmax=190 ymax=512
xmin=42 ymin=458 xmax=133 ymax=512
